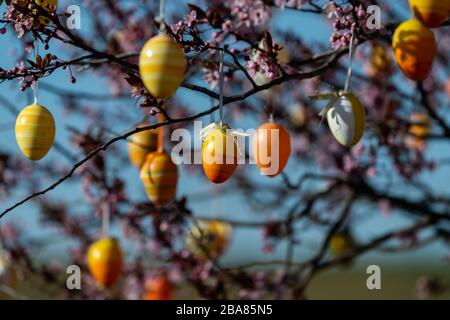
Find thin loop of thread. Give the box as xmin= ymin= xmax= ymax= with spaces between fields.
xmin=218 ymin=50 xmax=225 ymax=125
xmin=32 ymin=37 xmax=39 ymax=104
xmin=158 ymin=0 xmax=166 ymax=32
xmin=157 ymin=112 xmax=165 ymax=152
xmin=101 ymin=201 xmax=110 ymax=238
xmin=344 ymin=31 xmax=357 ymax=93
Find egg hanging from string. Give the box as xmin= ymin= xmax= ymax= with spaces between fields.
xmin=128 ymin=125 xmax=158 ymax=169
xmin=253 ymin=121 xmax=291 ymax=177
xmin=329 ymin=232 xmax=356 ymax=257
xmin=140 ymin=151 xmax=178 ymax=206
xmin=364 ymin=43 xmax=392 ymax=78
xmin=15 ymin=103 xmax=55 ymax=161
xmin=185 ymin=220 xmax=232 ymax=260
xmin=326 ymin=93 xmax=366 ymax=147
xmin=139 ymin=33 xmax=186 ymax=99
xmin=392 ymin=19 xmax=436 ymax=81
xmin=87 ymin=237 xmax=123 ymax=288
xmin=202 ymin=124 xmax=239 ymax=184
xmin=405 ymin=112 xmax=430 ymax=151
xmin=445 ymin=78 xmax=450 ymax=100
xmin=143 ymin=272 xmax=173 ymax=300
xmin=409 ymin=0 xmax=450 ymax=28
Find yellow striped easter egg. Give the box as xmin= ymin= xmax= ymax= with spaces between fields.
xmin=410 ymin=0 xmax=450 ymax=28
xmin=139 ymin=34 xmax=186 ymax=100
xmin=15 ymin=103 xmax=55 ymax=161
xmin=140 ymin=151 xmax=178 ymax=206
xmin=185 ymin=220 xmax=232 ymax=260
xmin=128 ymin=125 xmax=158 ymax=169
xmin=326 ymin=93 xmax=365 ymax=147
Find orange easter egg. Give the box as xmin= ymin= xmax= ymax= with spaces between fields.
xmin=409 ymin=0 xmax=450 ymax=28
xmin=202 ymin=125 xmax=238 ymax=184
xmin=15 ymin=103 xmax=55 ymax=161
xmin=140 ymin=151 xmax=178 ymax=206
xmin=406 ymin=112 xmax=430 ymax=150
xmin=392 ymin=19 xmax=436 ymax=81
xmin=445 ymin=78 xmax=450 ymax=100
xmin=139 ymin=34 xmax=186 ymax=99
xmin=185 ymin=220 xmax=232 ymax=260
xmin=87 ymin=237 xmax=123 ymax=288
xmin=128 ymin=126 xmax=158 ymax=169
xmin=144 ymin=273 xmax=173 ymax=300
xmin=253 ymin=121 xmax=291 ymax=177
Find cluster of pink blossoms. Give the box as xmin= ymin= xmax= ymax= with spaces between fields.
xmin=326 ymin=2 xmax=384 ymax=49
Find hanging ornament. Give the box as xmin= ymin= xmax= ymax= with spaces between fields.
xmin=201 ymin=50 xmax=243 ymax=183
xmin=143 ymin=272 xmax=173 ymax=300
xmin=329 ymin=232 xmax=356 ymax=257
xmin=252 ymin=38 xmax=289 ymax=87
xmin=128 ymin=124 xmax=158 ymax=169
xmin=310 ymin=33 xmax=365 ymax=147
xmin=185 ymin=220 xmax=232 ymax=260
xmin=140 ymin=112 xmax=178 ymax=205
xmin=201 ymin=122 xmax=241 ymax=184
xmin=409 ymin=0 xmax=450 ymax=28
xmin=405 ymin=112 xmax=430 ymax=150
xmin=15 ymin=103 xmax=55 ymax=161
xmin=87 ymin=237 xmax=123 ymax=288
xmin=140 ymin=151 xmax=178 ymax=205
xmin=310 ymin=92 xmax=365 ymax=148
xmin=392 ymin=19 xmax=436 ymax=81
xmin=253 ymin=121 xmax=291 ymax=177
xmin=364 ymin=43 xmax=392 ymax=78
xmin=445 ymin=78 xmax=450 ymax=100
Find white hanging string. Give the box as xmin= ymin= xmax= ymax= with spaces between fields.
xmin=218 ymin=50 xmax=225 ymax=125
xmin=101 ymin=201 xmax=110 ymax=238
xmin=32 ymin=38 xmax=39 ymax=105
xmin=344 ymin=31 xmax=357 ymax=93
xmin=158 ymin=0 xmax=166 ymax=32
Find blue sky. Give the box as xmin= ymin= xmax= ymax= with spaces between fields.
xmin=0 ymin=0 xmax=449 ymax=272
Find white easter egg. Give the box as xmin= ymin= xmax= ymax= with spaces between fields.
xmin=326 ymin=93 xmax=366 ymax=147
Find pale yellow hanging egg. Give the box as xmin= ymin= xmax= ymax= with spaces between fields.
xmin=139 ymin=34 xmax=186 ymax=99
xmin=326 ymin=93 xmax=366 ymax=147
xmin=15 ymin=103 xmax=55 ymax=161
xmin=185 ymin=220 xmax=232 ymax=260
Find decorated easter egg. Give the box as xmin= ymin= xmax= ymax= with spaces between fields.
xmin=202 ymin=125 xmax=238 ymax=184
xmin=186 ymin=220 xmax=232 ymax=260
xmin=253 ymin=121 xmax=291 ymax=177
xmin=140 ymin=151 xmax=178 ymax=206
xmin=329 ymin=233 xmax=355 ymax=257
xmin=253 ymin=39 xmax=289 ymax=88
xmin=15 ymin=103 xmax=55 ymax=161
xmin=139 ymin=34 xmax=186 ymax=99
xmin=365 ymin=43 xmax=392 ymax=78
xmin=409 ymin=0 xmax=450 ymax=28
xmin=445 ymin=78 xmax=450 ymax=100
xmin=406 ymin=112 xmax=430 ymax=150
xmin=144 ymin=273 xmax=173 ymax=300
xmin=289 ymin=103 xmax=308 ymax=127
xmin=87 ymin=237 xmax=123 ymax=288
xmin=392 ymin=19 xmax=436 ymax=81
xmin=128 ymin=126 xmax=158 ymax=169
xmin=326 ymin=93 xmax=365 ymax=147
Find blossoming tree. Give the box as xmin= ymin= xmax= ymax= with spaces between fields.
xmin=0 ymin=0 xmax=449 ymax=299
